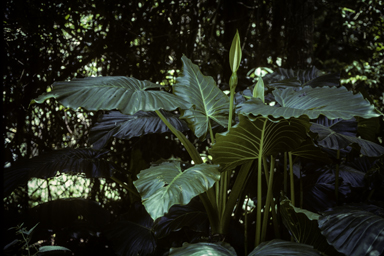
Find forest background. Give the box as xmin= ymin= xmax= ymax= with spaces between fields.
xmin=3 ymin=0 xmax=384 ymax=255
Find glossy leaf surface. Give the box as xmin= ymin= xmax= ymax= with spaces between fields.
xmin=249 ymin=239 xmax=321 ymax=256
xmin=174 ymin=55 xmax=229 ymax=139
xmin=133 ymin=161 xmax=220 ymax=220
xmin=105 ymin=203 xmax=156 ymax=256
xmin=169 ymin=242 xmax=236 ymax=256
xmin=32 ymin=76 xmax=191 ymax=115
xmin=89 ymin=110 xmax=189 ymax=149
xmin=238 ymin=86 xmax=379 ymax=120
xmin=319 ymin=207 xmax=384 ymax=256
xmin=280 ymin=199 xmax=342 ymax=256
xmin=310 ymin=122 xmax=384 ymax=157
xmin=209 ymin=115 xmax=309 ymax=171
xmin=153 ymin=199 xmax=208 ymax=239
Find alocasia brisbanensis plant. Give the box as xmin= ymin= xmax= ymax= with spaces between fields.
xmin=5 ymin=32 xmax=384 ymax=256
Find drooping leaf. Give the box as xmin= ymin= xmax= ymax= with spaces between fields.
xmin=4 ymin=148 xmax=117 ymax=196
xmin=310 ymin=122 xmax=384 ymax=157
xmin=104 ymin=202 xmax=156 ymax=256
xmin=263 ymin=67 xmax=326 ymax=84
xmin=319 ymin=207 xmax=384 ymax=256
xmin=32 ymin=76 xmax=191 ymax=115
xmin=300 ymin=167 xmax=351 ymax=212
xmin=238 ymin=86 xmax=380 ymax=120
xmin=280 ymin=199 xmax=343 ymax=256
xmin=338 ymin=164 xmax=366 ymax=188
xmin=39 ymin=246 xmax=71 ymax=255
xmin=30 ymin=198 xmax=110 ymax=231
xmin=290 ymin=138 xmax=332 ymax=164
xmin=209 ymin=115 xmax=309 ymax=171
xmin=153 ymin=199 xmax=209 ymax=239
xmin=89 ymin=110 xmax=189 ymax=149
xmin=133 ymin=161 xmax=220 ymax=220
xmin=249 ymin=239 xmax=322 ymax=256
xmin=169 ymin=242 xmax=236 ymax=256
xmin=174 ymin=55 xmax=230 ymax=139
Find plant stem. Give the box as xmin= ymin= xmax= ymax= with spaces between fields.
xmin=289 ymin=152 xmax=295 ymax=206
xmin=228 ymin=86 xmax=236 ymax=130
xmin=155 ymin=110 xmax=219 ymax=232
xmin=335 ymin=149 xmax=340 ymax=204
xmin=261 ymin=155 xmax=275 ymax=242
xmin=284 ymin=152 xmax=287 ymax=195
xmin=111 ymin=176 xmax=140 ymax=198
xmin=244 ymin=197 xmax=249 ymax=256
xmin=255 ymin=156 xmax=263 ymax=247
xmin=155 ymin=110 xmax=202 ymax=164
xmin=220 ymin=161 xmax=253 ymax=233
xmin=208 ymin=119 xmax=215 ymax=144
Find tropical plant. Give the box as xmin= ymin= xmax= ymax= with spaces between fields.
xmin=4 ymin=32 xmax=384 ymax=256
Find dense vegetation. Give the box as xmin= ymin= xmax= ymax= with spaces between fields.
xmin=3 ymin=0 xmax=384 ymax=255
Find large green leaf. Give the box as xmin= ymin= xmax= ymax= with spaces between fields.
xmin=174 ymin=55 xmax=230 ymax=139
xmin=280 ymin=199 xmax=343 ymax=256
xmin=262 ymin=67 xmax=340 ymax=90
xmin=104 ymin=202 xmax=156 ymax=256
xmin=169 ymin=242 xmax=236 ymax=256
xmin=249 ymin=239 xmax=321 ymax=256
xmin=209 ymin=115 xmax=309 ymax=171
xmin=238 ymin=86 xmax=380 ymax=120
xmin=290 ymin=138 xmax=332 ymax=164
xmin=310 ymin=122 xmax=384 ymax=157
xmin=133 ymin=161 xmax=220 ymax=220
xmin=4 ymin=148 xmax=117 ymax=196
xmin=89 ymin=110 xmax=189 ymax=149
xmin=32 ymin=76 xmax=191 ymax=115
xmin=153 ymin=199 xmax=208 ymax=239
xmin=319 ymin=207 xmax=384 ymax=256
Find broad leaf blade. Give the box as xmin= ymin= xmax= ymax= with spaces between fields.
xmin=319 ymin=207 xmax=384 ymax=256
xmin=4 ymin=148 xmax=117 ymax=196
xmin=105 ymin=202 xmax=156 ymax=256
xmin=249 ymin=239 xmax=322 ymax=256
xmin=174 ymin=55 xmax=230 ymax=139
xmin=280 ymin=199 xmax=342 ymax=256
xmin=153 ymin=199 xmax=208 ymax=239
xmin=169 ymin=242 xmax=236 ymax=256
xmin=133 ymin=161 xmax=220 ymax=220
xmin=32 ymin=76 xmax=191 ymax=115
xmin=311 ymin=122 xmax=384 ymax=157
xmin=89 ymin=110 xmax=189 ymax=149
xmin=209 ymin=115 xmax=309 ymax=171
xmin=238 ymin=86 xmax=380 ymax=120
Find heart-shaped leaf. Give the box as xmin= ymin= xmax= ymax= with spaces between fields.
xmin=89 ymin=110 xmax=189 ymax=149
xmin=4 ymin=148 xmax=117 ymax=196
xmin=133 ymin=161 xmax=220 ymax=220
xmin=249 ymin=239 xmax=321 ymax=256
xmin=32 ymin=76 xmax=191 ymax=115
xmin=238 ymin=86 xmax=380 ymax=120
xmin=310 ymin=122 xmax=384 ymax=157
xmin=153 ymin=199 xmax=208 ymax=239
xmin=104 ymin=202 xmax=156 ymax=256
xmin=169 ymin=242 xmax=236 ymax=256
xmin=209 ymin=115 xmax=309 ymax=171
xmin=174 ymin=55 xmax=230 ymax=139
xmin=319 ymin=207 xmax=384 ymax=256
xmin=280 ymin=199 xmax=342 ymax=256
